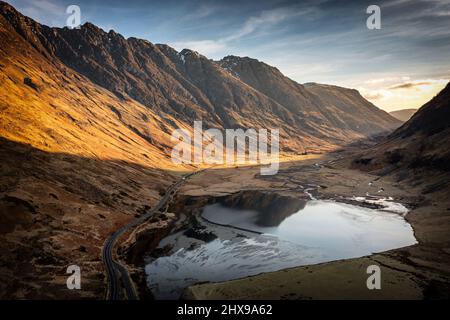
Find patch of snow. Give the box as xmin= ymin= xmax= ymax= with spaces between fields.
xmin=351 ymin=196 xmax=409 ymax=216
xmin=304 ymin=186 xmax=317 ymax=200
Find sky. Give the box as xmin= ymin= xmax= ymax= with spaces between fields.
xmin=7 ymin=0 xmax=450 ymax=112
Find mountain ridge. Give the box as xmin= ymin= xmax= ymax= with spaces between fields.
xmin=389 ymin=108 xmax=417 ymax=122
xmin=217 ymin=55 xmax=401 ymax=142
xmin=0 ymin=0 xmax=401 ymax=155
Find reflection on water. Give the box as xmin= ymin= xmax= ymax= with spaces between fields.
xmin=203 ymin=201 xmax=416 ymax=256
xmin=218 ymin=192 xmax=306 ymax=227
xmin=146 ymin=234 xmax=324 ymax=299
xmin=146 ymin=199 xmax=417 ymax=299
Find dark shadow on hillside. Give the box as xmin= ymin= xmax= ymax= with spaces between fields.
xmin=1 ymin=134 xmax=450 ymax=299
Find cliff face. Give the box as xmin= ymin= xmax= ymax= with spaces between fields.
xmin=0 ymin=3 xmax=190 ymax=169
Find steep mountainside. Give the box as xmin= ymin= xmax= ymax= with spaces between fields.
xmin=392 ymin=87 xmax=449 ymax=139
xmin=218 ymin=55 xmax=401 ymax=144
xmin=353 ymin=83 xmax=450 ymax=176
xmin=0 ymin=1 xmax=400 ymax=154
xmin=0 ymin=2 xmax=183 ymax=298
xmin=0 ymin=4 xmax=190 ymax=168
xmin=389 ymin=109 xmax=417 ymax=122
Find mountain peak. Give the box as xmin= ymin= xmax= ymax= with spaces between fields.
xmin=222 ymin=55 xmax=253 ymax=62
xmin=0 ymin=0 xmax=36 ymax=27
xmin=81 ymin=22 xmax=106 ymax=34
xmin=180 ymin=48 xmax=202 ymax=58
xmin=221 ymin=55 xmax=269 ymax=65
xmin=219 ymin=55 xmax=282 ymax=77
xmin=0 ymin=1 xmax=15 ymax=13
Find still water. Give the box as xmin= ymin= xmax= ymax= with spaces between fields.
xmin=145 ymin=199 xmax=417 ymax=299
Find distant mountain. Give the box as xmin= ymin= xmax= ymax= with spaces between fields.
xmin=218 ymin=55 xmax=400 ymax=144
xmin=389 ymin=109 xmax=417 ymax=122
xmin=0 ymin=1 xmax=401 ymax=156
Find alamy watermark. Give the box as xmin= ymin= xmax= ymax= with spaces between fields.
xmin=366 ymin=264 xmax=381 ymax=290
xmin=66 ymin=5 xmax=81 ymax=29
xmin=366 ymin=5 xmax=381 ymax=30
xmin=66 ymin=264 xmax=81 ymax=290
xmin=171 ymin=121 xmax=279 ymax=175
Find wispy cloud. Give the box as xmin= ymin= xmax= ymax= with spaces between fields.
xmin=171 ymin=39 xmax=227 ymax=56
xmin=389 ymin=81 xmax=432 ymax=89
xmin=171 ymin=5 xmax=312 ymax=57
xmin=223 ymin=7 xmax=309 ymax=42
xmin=184 ymin=4 xmax=219 ymax=20
xmin=8 ymin=0 xmax=67 ymax=26
xmin=359 ymin=78 xmax=449 ymax=111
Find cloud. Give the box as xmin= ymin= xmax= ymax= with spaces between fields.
xmin=360 ymin=88 xmax=394 ymax=101
xmin=279 ymin=63 xmax=336 ymax=81
xmin=389 ymin=81 xmax=432 ymax=89
xmin=181 ymin=4 xmax=221 ymax=22
xmin=364 ymin=76 xmax=411 ymax=85
xmin=223 ymin=7 xmax=305 ymax=42
xmin=172 ymin=5 xmax=311 ymax=57
xmin=9 ymin=0 xmax=67 ymax=26
xmin=359 ymin=78 xmax=449 ymax=111
xmin=361 ymin=91 xmax=385 ymax=101
xmin=388 ymin=79 xmax=449 ymax=91
xmin=170 ymin=40 xmax=227 ymax=56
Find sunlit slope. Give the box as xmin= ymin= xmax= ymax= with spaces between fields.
xmin=1 ymin=1 xmax=401 ymax=155
xmin=0 ymin=11 xmax=188 ymax=170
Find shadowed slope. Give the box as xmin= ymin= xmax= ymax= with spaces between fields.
xmin=218 ymin=55 xmax=401 ymax=143
xmin=352 ymin=83 xmax=450 ymax=176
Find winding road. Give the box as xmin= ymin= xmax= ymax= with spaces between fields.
xmin=102 ymin=170 xmax=202 ymax=300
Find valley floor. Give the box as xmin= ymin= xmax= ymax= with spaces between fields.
xmin=1 ymin=139 xmax=449 ymax=299
xmin=175 ymin=155 xmax=450 ymax=300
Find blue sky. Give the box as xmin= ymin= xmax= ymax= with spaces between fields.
xmin=7 ymin=0 xmax=450 ymax=111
